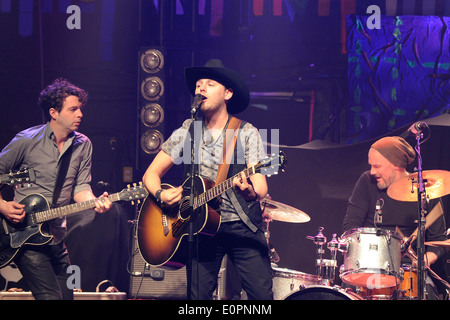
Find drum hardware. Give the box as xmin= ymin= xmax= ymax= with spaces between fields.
xmin=387 ymin=129 xmax=450 ymax=301
xmin=396 ymin=226 xmax=450 ymax=298
xmin=325 ymin=234 xmax=340 ymax=284
xmin=263 ymin=209 xmax=280 ymax=264
xmin=307 ymin=227 xmax=346 ymax=285
xmin=307 ymin=227 xmax=327 ymax=280
xmin=261 ymin=196 xmax=310 ymax=264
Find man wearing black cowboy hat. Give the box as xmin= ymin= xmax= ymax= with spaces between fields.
xmin=143 ymin=59 xmax=273 ymax=300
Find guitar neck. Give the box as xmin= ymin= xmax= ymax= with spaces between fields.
xmin=34 ymin=193 xmax=121 ymax=223
xmin=193 ymin=166 xmax=255 ymax=210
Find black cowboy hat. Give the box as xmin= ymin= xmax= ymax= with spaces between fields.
xmin=185 ymin=59 xmax=250 ymax=114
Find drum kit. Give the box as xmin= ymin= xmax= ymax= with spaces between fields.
xmin=261 ymin=169 xmax=450 ymax=300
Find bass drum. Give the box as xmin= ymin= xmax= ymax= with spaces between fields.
xmin=285 ymin=285 xmax=363 ymax=300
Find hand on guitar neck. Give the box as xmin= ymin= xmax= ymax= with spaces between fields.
xmin=232 ymin=171 xmax=260 ymax=201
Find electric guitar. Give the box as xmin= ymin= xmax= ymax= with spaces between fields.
xmin=0 ymin=168 xmax=35 ymax=187
xmin=137 ymin=151 xmax=286 ymax=269
xmin=0 ymin=183 xmax=148 ymax=268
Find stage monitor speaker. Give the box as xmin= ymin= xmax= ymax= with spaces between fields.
xmin=129 ymin=235 xmax=187 ymax=299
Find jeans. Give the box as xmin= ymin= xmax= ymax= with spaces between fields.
xmin=190 ymin=221 xmax=273 ymax=300
xmin=14 ymin=241 xmax=73 ymax=300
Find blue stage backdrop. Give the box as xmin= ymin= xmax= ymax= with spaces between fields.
xmin=346 ymin=15 xmax=450 ymax=143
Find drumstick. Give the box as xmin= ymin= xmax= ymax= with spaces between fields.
xmin=396 ymin=201 xmax=444 ymax=262
xmin=410 ymin=201 xmax=444 ymax=240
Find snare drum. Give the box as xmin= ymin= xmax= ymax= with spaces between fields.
xmin=340 ymin=228 xmax=402 ymax=288
xmin=272 ymin=267 xmax=322 ymax=300
xmin=284 ymin=285 xmax=363 ymax=300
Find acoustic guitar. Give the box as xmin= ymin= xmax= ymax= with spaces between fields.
xmin=137 ymin=151 xmax=286 ymax=268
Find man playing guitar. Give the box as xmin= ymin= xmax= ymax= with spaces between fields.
xmin=0 ymin=78 xmax=111 ymax=299
xmin=142 ymin=59 xmax=273 ymax=300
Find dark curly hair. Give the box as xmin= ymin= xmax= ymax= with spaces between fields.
xmin=38 ymin=78 xmax=88 ymax=122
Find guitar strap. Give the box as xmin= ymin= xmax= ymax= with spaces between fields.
xmin=52 ymin=144 xmax=73 ymax=208
xmin=215 ymin=116 xmax=242 ymax=186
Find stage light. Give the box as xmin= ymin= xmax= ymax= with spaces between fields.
xmin=140 ymin=49 xmax=164 ymax=73
xmin=137 ymin=47 xmax=166 ymax=169
xmin=141 ymin=76 xmax=164 ymax=100
xmin=141 ymin=103 xmax=164 ymax=127
xmin=140 ymin=130 xmax=164 ymax=154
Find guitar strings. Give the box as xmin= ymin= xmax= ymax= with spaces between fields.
xmin=170 ymin=166 xmax=258 ymax=235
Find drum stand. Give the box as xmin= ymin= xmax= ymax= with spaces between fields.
xmin=264 ymin=218 xmax=280 ymax=264
xmin=307 ymin=227 xmax=342 ymax=285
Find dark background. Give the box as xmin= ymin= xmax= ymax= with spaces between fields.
xmin=0 ymin=0 xmax=449 ymax=297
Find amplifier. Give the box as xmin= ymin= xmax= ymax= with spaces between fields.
xmin=129 ymin=236 xmax=187 ymax=299
xmin=128 ymin=237 xmax=245 ymax=299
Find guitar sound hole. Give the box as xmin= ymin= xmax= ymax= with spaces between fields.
xmin=178 ymin=197 xmax=192 ymax=220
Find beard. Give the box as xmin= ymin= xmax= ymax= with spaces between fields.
xmin=372 ymin=172 xmax=396 ymax=190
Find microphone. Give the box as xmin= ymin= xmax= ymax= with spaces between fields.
xmin=375 ymin=198 xmax=383 ymax=225
xmin=408 ymin=122 xmax=425 ymax=135
xmin=400 ymin=121 xmax=426 ymax=138
xmin=191 ymin=94 xmax=204 ymax=114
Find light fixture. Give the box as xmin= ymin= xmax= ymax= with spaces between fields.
xmin=141 ymin=77 xmax=164 ymax=100
xmin=140 ymin=130 xmax=164 ymax=154
xmin=140 ymin=103 xmax=164 ymax=127
xmin=140 ymin=49 xmax=164 ymax=74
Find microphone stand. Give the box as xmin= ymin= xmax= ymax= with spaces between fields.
xmin=186 ymin=96 xmax=201 ymax=300
xmin=414 ymin=131 xmax=427 ymax=300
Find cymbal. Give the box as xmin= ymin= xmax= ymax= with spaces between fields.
xmin=425 ymin=239 xmax=450 ymax=247
xmin=261 ymin=199 xmax=310 ymax=223
xmin=387 ymin=170 xmax=450 ymax=202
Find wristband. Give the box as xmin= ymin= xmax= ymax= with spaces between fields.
xmin=155 ymin=189 xmax=163 ymax=204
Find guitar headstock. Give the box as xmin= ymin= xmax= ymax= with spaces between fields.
xmin=119 ymin=182 xmax=149 ymax=204
xmin=255 ymin=150 xmax=287 ymax=177
xmin=0 ymin=168 xmax=36 ymax=186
